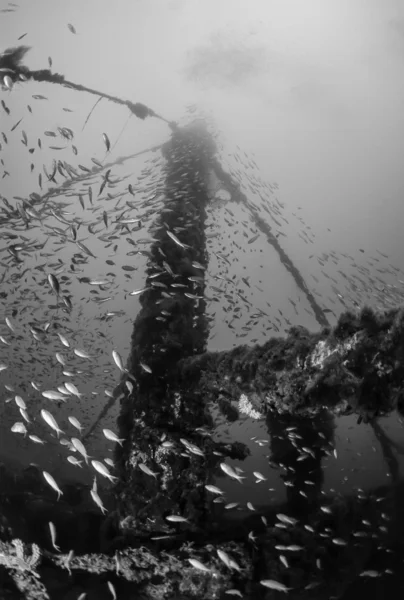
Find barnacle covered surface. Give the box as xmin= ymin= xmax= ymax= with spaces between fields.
xmin=175 ymin=304 xmax=404 ymax=419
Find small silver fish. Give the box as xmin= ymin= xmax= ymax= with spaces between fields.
xmin=67 ymin=455 xmax=83 ymax=468
xmin=5 ymin=316 xmax=15 ymax=332
xmin=107 ymin=581 xmax=116 ymax=600
xmin=11 ymin=422 xmax=27 ymax=436
xmin=139 ymin=463 xmax=158 ymax=478
xmin=115 ymin=551 xmax=121 ymax=575
xmin=260 ymin=580 xmax=290 ymax=593
xmin=19 ymin=408 xmax=30 ymax=423
xmin=91 ymin=489 xmax=107 ymax=514
xmin=58 ymin=385 xmax=71 ymax=396
xmin=166 ymin=230 xmax=189 ymax=250
xmin=89 ymin=279 xmax=110 ymax=286
xmin=71 ymin=438 xmax=90 ymax=464
xmin=279 ymin=555 xmax=289 ymax=568
xmin=332 ymin=538 xmax=347 ymax=546
xmin=49 ymin=521 xmax=60 ymax=552
xmin=102 ymin=133 xmax=111 ymax=152
xmin=205 ymin=485 xmax=224 ymax=495
xmin=129 ymin=287 xmax=148 ymax=296
xmin=29 ymin=434 xmax=45 ymax=444
xmin=217 ymin=549 xmax=234 ymax=570
xmin=43 ymin=471 xmax=63 ymax=500
xmin=91 ymin=460 xmax=118 ymax=483
xmin=188 ymin=558 xmax=211 ymax=572
xmin=112 ymin=350 xmax=125 ymax=372
xmin=220 ymin=463 xmax=245 ymax=483
xmin=103 ymin=429 xmax=125 ymax=446
xmin=166 ymin=515 xmax=189 ymax=523
xmin=64 ymin=382 xmax=82 ymax=397
xmin=224 ymin=502 xmax=239 ymax=510
xmin=14 ymin=395 xmax=26 ymax=410
xmin=68 ymin=416 xmax=83 ymax=433
xmin=3 ymin=75 xmax=13 ymax=90
xmin=248 ymin=531 xmax=257 ymax=544
xmin=74 ymin=348 xmax=92 ymax=359
xmin=161 ymin=441 xmax=174 ymax=449
xmin=48 ymin=273 xmax=60 ymax=295
xmin=41 ymin=409 xmax=64 ymax=437
xmin=42 ymin=390 xmax=67 ymax=401
xmin=58 ymin=333 xmax=70 ymax=347
xmin=277 ymin=514 xmax=298 ymax=526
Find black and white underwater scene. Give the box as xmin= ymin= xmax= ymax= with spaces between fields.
xmin=1 ymin=0 xmax=404 ymax=598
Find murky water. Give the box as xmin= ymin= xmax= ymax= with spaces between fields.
xmin=1 ymin=1 xmax=404 ymax=596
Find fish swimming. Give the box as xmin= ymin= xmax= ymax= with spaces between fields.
xmin=41 ymin=409 xmax=64 ymax=437
xmin=102 ymin=133 xmax=110 ymax=152
xmin=49 ymin=522 xmax=60 ymax=552
xmin=68 ymin=416 xmax=83 ymax=433
xmin=205 ymin=485 xmax=224 ymax=495
xmin=188 ymin=558 xmax=211 ymax=572
xmin=64 ymin=382 xmax=82 ymax=398
xmin=102 ymin=429 xmax=125 ymax=446
xmin=277 ymin=514 xmax=298 ymax=526
xmin=42 ymin=390 xmax=67 ymax=401
xmin=220 ymin=463 xmax=245 ymax=483
xmin=43 ymin=471 xmax=63 ymax=500
xmin=19 ymin=407 xmax=30 ymax=423
xmin=107 ymin=581 xmax=117 ymax=600
xmin=48 ymin=273 xmax=60 ymax=295
xmin=139 ymin=463 xmax=158 ymax=478
xmin=11 ymin=422 xmax=27 ymax=436
xmin=166 ymin=230 xmax=190 ymax=250
xmin=166 ymin=515 xmax=188 ymax=523
xmin=57 ymin=333 xmax=70 ymax=347
xmin=91 ymin=460 xmax=118 ymax=483
xmin=112 ymin=350 xmax=125 ymax=372
xmin=3 ymin=75 xmax=13 ymax=90
xmin=217 ymin=549 xmax=232 ymax=569
xmin=14 ymin=395 xmax=26 ymax=410
xmin=67 ymin=456 xmax=83 ymax=468
xmin=71 ymin=438 xmax=90 ymax=464
xmin=73 ymin=348 xmax=92 ymax=359
xmin=90 ymin=489 xmax=107 ymax=514
xmin=29 ymin=434 xmax=45 ymax=444
xmin=260 ymin=580 xmax=290 ymax=593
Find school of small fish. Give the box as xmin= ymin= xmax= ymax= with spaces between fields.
xmin=1 ymin=22 xmax=404 ymax=596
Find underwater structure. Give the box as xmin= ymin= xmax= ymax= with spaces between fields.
xmin=1 ymin=46 xmax=404 ymax=599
